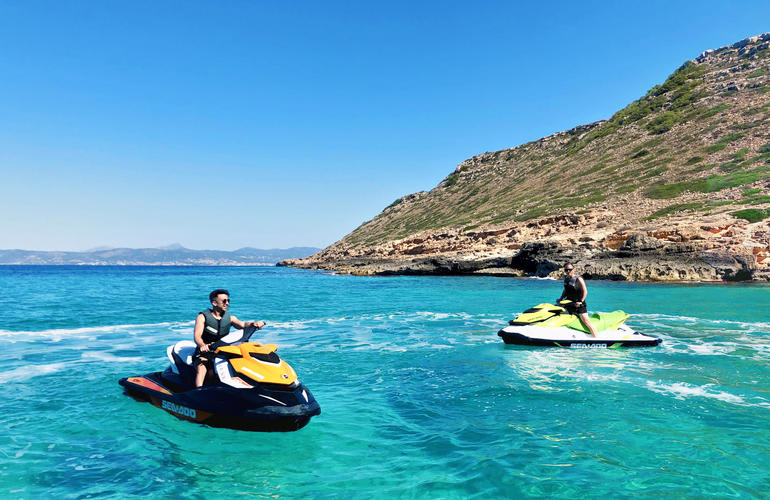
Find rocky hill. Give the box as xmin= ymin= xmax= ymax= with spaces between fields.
xmin=282 ymin=33 xmax=770 ymax=281
xmin=0 ymin=246 xmax=320 ymax=265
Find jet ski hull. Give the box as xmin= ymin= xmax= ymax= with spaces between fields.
xmin=498 ymin=324 xmax=661 ymax=348
xmin=119 ymin=371 xmax=321 ymax=432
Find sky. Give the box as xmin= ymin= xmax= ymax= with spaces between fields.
xmin=2 ymin=1 xmax=770 ymax=251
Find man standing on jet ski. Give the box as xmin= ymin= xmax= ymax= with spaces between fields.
xmin=556 ymin=264 xmax=598 ymax=337
xmin=193 ymin=289 xmax=266 ymax=387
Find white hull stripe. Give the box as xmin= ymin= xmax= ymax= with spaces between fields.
xmin=258 ymin=394 xmax=287 ymax=406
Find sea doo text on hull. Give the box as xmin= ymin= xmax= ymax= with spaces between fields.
xmin=119 ymin=326 xmax=320 ymax=431
xmin=498 ymin=302 xmax=661 ymax=348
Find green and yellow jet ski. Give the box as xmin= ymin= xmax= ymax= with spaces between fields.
xmin=498 ymin=302 xmax=661 ymax=348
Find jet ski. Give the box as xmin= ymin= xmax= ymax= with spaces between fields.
xmin=498 ymin=302 xmax=661 ymax=348
xmin=119 ymin=325 xmax=321 ymax=431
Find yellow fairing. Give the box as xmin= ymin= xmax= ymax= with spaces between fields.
xmin=538 ymin=314 xmax=576 ymax=328
xmin=216 ymin=342 xmax=297 ymax=386
xmin=514 ymin=303 xmax=567 ymax=324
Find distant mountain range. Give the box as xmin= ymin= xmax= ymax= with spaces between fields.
xmin=0 ymin=245 xmax=320 ymax=265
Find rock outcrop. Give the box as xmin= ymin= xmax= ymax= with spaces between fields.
xmin=281 ymin=208 xmax=769 ymax=281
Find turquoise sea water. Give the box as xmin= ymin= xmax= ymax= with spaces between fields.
xmin=1 ymin=265 xmax=769 ymax=499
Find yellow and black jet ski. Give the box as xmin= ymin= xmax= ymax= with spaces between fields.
xmin=498 ymin=302 xmax=661 ymax=348
xmin=119 ymin=326 xmax=320 ymax=431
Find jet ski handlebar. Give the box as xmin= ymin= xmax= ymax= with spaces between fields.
xmin=209 ymin=324 xmax=262 ymax=350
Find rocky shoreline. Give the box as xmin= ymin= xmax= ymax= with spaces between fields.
xmin=279 ymin=211 xmax=770 ymax=282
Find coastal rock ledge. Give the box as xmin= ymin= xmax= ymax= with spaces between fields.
xmin=279 ymin=212 xmax=770 ymax=282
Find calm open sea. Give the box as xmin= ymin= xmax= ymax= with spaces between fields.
xmin=1 ymin=265 xmax=769 ymax=499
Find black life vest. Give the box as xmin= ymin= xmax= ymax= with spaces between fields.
xmin=562 ymin=275 xmax=584 ymax=302
xmin=200 ymin=309 xmax=232 ymax=344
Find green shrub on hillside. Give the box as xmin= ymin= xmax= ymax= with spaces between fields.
xmin=733 ymin=148 xmax=750 ymax=160
xmin=646 ymin=111 xmax=680 ymax=134
xmin=698 ymin=103 xmax=730 ymax=120
xmin=636 ymin=137 xmax=666 ymax=152
xmin=564 ymin=122 xmax=620 ymax=155
xmin=742 ymin=194 xmax=770 ymax=204
xmin=613 ymin=96 xmax=659 ymax=125
xmin=515 ymin=207 xmax=548 ymax=221
xmin=385 ymin=198 xmax=404 ymax=210
xmin=741 ymin=153 xmax=770 ymax=167
xmin=732 ymin=208 xmax=770 ymax=222
xmin=644 ymin=167 xmax=770 ymax=199
xmin=645 ymin=202 xmax=704 ymax=220
xmin=740 ymin=187 xmax=770 ymax=205
xmin=704 ymin=168 xmax=770 ymax=191
xmin=705 ymin=132 xmax=744 ymax=154
xmin=584 ymin=162 xmax=608 ymax=174
xmin=748 ymin=68 xmax=765 ymax=78
xmin=690 ymin=162 xmax=718 ymax=173
xmin=722 ymin=132 xmax=744 ymax=143
xmin=644 ymin=181 xmax=701 ymax=199
xmin=729 ymin=121 xmax=763 ymax=130
xmin=719 ymin=162 xmax=742 ymax=173
xmin=743 ymin=106 xmax=767 ymax=116
xmin=616 ymin=184 xmax=638 ymax=194
xmin=657 ymin=62 xmax=706 ymax=95
xmin=641 ymin=167 xmax=668 ymax=180
xmin=686 ymin=156 xmax=703 ymax=165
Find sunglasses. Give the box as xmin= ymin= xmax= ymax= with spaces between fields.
xmin=564 ymin=268 xmax=574 ymax=272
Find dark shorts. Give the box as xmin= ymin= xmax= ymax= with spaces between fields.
xmin=565 ymin=301 xmax=588 ymax=315
xmin=193 ymin=349 xmax=215 ymax=367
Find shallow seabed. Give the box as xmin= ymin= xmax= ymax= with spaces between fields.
xmin=1 ymin=266 xmax=769 ymax=499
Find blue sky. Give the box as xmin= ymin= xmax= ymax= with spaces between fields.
xmin=2 ymin=1 xmax=769 ymax=251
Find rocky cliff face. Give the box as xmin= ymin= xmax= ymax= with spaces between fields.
xmin=282 ymin=33 xmax=770 ymax=281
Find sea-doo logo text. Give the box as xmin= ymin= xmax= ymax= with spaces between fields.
xmin=161 ymin=400 xmax=197 ymax=418
xmin=570 ymin=343 xmax=607 ymax=349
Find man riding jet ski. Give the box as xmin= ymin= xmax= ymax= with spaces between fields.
xmin=119 ymin=325 xmax=321 ymax=431
xmin=498 ymin=301 xmax=661 ymax=348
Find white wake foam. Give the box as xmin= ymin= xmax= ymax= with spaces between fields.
xmin=634 ymin=313 xmax=770 ymax=332
xmin=646 ymin=381 xmax=770 ymax=408
xmin=81 ymin=351 xmax=144 ymax=363
xmin=0 ymin=363 xmax=69 ymax=384
xmin=0 ymin=321 xmax=191 ymax=339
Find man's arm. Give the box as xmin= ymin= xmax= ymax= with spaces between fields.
xmin=230 ymin=315 xmax=265 ymax=330
xmin=577 ymin=277 xmax=588 ymax=303
xmin=193 ymin=313 xmax=209 ymax=351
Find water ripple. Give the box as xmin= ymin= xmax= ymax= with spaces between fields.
xmin=2 ymin=268 xmax=770 ymax=498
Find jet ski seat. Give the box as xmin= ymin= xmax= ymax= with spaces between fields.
xmin=167 ymin=340 xmax=197 ymax=373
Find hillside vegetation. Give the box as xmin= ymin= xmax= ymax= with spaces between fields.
xmin=340 ymin=34 xmax=770 ymax=247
